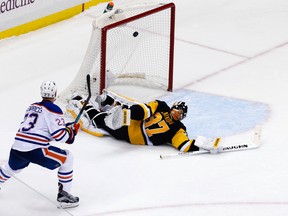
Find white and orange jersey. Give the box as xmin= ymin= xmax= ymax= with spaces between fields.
xmin=12 ymin=100 xmax=70 ymax=152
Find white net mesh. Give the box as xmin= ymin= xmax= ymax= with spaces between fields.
xmin=59 ymin=3 xmax=174 ymax=103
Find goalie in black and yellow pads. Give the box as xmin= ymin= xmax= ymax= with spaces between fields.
xmin=66 ymin=91 xmax=223 ymax=153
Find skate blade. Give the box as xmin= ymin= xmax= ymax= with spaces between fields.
xmin=57 ymin=202 xmax=79 ymax=209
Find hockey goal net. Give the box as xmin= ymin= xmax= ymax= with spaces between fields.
xmin=59 ymin=2 xmax=175 ymax=102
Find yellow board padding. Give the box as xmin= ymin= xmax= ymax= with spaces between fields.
xmin=83 ymin=0 xmax=108 ymax=10
xmin=67 ymin=109 xmax=104 ymax=137
xmin=0 ymin=0 xmax=109 ymax=40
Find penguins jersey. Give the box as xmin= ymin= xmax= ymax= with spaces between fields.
xmin=12 ymin=100 xmax=70 ymax=152
xmin=128 ymin=100 xmax=198 ymax=152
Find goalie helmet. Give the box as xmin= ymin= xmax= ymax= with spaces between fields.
xmin=170 ymin=101 xmax=188 ymax=121
xmin=40 ymin=81 xmax=57 ymax=98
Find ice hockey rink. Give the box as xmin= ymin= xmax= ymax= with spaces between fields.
xmin=1 ymin=0 xmax=288 ymax=215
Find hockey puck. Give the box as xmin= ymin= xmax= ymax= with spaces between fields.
xmin=133 ymin=31 xmax=139 ymax=37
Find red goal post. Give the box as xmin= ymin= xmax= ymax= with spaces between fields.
xmin=59 ymin=2 xmax=175 ymax=102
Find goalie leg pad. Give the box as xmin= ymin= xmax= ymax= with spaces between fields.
xmin=104 ymin=106 xmax=131 ymax=130
xmin=67 ymin=95 xmax=99 ymax=127
xmin=195 ymin=136 xmax=223 ymax=154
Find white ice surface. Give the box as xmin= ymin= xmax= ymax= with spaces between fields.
xmin=1 ymin=0 xmax=288 ymax=215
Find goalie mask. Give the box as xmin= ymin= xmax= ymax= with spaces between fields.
xmin=170 ymin=101 xmax=187 ymax=121
xmin=40 ymin=81 xmax=57 ymax=98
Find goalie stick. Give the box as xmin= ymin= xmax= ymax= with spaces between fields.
xmin=74 ymin=74 xmax=91 ymax=123
xmin=160 ymin=125 xmax=262 ymax=159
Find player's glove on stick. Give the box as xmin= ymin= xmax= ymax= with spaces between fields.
xmin=65 ymin=122 xmax=80 ymax=144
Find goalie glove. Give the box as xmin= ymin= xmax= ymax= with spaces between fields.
xmin=194 ymin=136 xmax=223 ymax=154
xmin=65 ymin=122 xmax=80 ymax=144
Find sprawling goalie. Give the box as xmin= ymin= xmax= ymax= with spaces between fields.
xmin=66 ymin=91 xmax=223 ymax=153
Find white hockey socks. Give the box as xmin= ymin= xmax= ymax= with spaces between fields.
xmin=58 ymin=150 xmax=74 ymax=193
xmin=195 ymin=136 xmax=223 ymax=154
xmin=0 ymin=164 xmax=14 ymax=185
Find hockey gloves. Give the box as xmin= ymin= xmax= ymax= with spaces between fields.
xmin=65 ymin=122 xmax=80 ymax=144
xmin=194 ymin=136 xmax=223 ymax=154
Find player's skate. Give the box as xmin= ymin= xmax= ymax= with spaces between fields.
xmin=57 ymin=183 xmax=79 ymax=209
xmin=195 ymin=136 xmax=223 ymax=154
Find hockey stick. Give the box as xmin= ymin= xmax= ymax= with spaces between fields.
xmin=160 ymin=125 xmax=262 ymax=159
xmin=74 ymin=74 xmax=91 ymax=123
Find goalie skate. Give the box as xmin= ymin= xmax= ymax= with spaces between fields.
xmin=95 ymin=90 xmax=108 ymax=111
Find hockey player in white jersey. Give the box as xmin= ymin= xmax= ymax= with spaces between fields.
xmin=0 ymin=81 xmax=80 ymax=209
